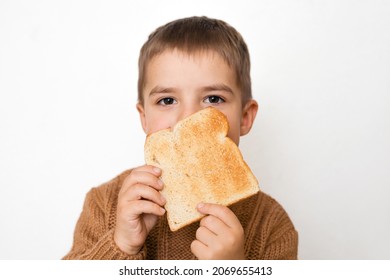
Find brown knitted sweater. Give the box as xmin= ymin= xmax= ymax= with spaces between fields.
xmin=63 ymin=169 xmax=298 ymax=260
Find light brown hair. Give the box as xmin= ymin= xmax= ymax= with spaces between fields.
xmin=137 ymin=16 xmax=252 ymax=105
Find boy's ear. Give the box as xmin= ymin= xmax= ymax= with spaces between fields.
xmin=240 ymin=99 xmax=258 ymax=136
xmin=136 ymin=103 xmax=148 ymax=134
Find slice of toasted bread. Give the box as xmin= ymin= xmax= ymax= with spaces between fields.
xmin=144 ymin=107 xmax=259 ymax=231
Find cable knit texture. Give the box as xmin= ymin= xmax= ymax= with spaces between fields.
xmin=63 ymin=169 xmax=298 ymax=260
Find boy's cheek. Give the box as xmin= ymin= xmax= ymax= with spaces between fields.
xmin=145 ymin=116 xmax=174 ymax=134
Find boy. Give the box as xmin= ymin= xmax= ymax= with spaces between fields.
xmin=63 ymin=16 xmax=298 ymax=260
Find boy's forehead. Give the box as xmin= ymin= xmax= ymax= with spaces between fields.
xmin=144 ymin=49 xmax=237 ymax=88
xmin=148 ymin=48 xmax=231 ymax=68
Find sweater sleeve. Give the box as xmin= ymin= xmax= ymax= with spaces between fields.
xmin=262 ymin=202 xmax=299 ymax=260
xmin=263 ymin=228 xmax=298 ymax=260
xmin=62 ymin=187 xmax=146 ymax=260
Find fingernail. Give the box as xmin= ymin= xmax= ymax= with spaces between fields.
xmin=153 ymin=167 xmax=161 ymax=174
xmin=161 ymin=195 xmax=166 ymax=203
xmin=158 ymin=179 xmax=163 ymax=187
xmin=197 ymin=203 xmax=205 ymax=209
xmin=160 ymin=207 xmax=166 ymax=214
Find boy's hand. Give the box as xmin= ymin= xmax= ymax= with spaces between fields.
xmin=114 ymin=165 xmax=166 ymax=255
xmin=191 ymin=203 xmax=246 ymax=260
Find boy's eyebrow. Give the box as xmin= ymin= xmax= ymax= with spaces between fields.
xmin=148 ymin=83 xmax=235 ymax=97
xmin=148 ymin=86 xmax=178 ymax=97
xmin=201 ymin=84 xmax=234 ymax=95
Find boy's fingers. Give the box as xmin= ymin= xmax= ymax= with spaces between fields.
xmin=123 ymin=165 xmax=162 ymax=187
xmin=199 ymin=214 xmax=225 ymax=234
xmin=132 ymin=165 xmax=162 ymax=176
xmin=124 ymin=200 xmax=166 ymax=217
xmin=195 ymin=225 xmax=217 ymax=245
xmin=196 ymin=203 xmax=239 ymax=229
xmin=190 ymin=239 xmax=209 ymax=259
xmin=121 ymin=170 xmax=164 ymax=194
xmin=120 ymin=184 xmax=166 ymax=206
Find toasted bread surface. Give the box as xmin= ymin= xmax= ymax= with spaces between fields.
xmin=144 ymin=107 xmax=259 ymax=231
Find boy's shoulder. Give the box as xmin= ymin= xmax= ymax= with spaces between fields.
xmin=232 ymin=189 xmax=295 ymax=233
xmin=233 ymin=188 xmax=290 ymax=214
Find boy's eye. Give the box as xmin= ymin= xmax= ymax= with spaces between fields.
xmin=157 ymin=97 xmax=177 ymax=105
xmin=204 ymin=96 xmax=225 ymax=104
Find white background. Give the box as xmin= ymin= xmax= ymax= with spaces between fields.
xmin=0 ymin=0 xmax=389 ymax=260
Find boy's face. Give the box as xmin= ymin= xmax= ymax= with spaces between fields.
xmin=137 ymin=49 xmax=258 ymax=146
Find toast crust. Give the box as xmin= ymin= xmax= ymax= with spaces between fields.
xmin=144 ymin=107 xmax=259 ymax=231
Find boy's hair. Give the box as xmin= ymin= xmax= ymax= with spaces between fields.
xmin=138 ymin=16 xmax=252 ymax=105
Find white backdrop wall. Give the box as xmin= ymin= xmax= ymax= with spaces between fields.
xmin=0 ymin=0 xmax=389 ymax=259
